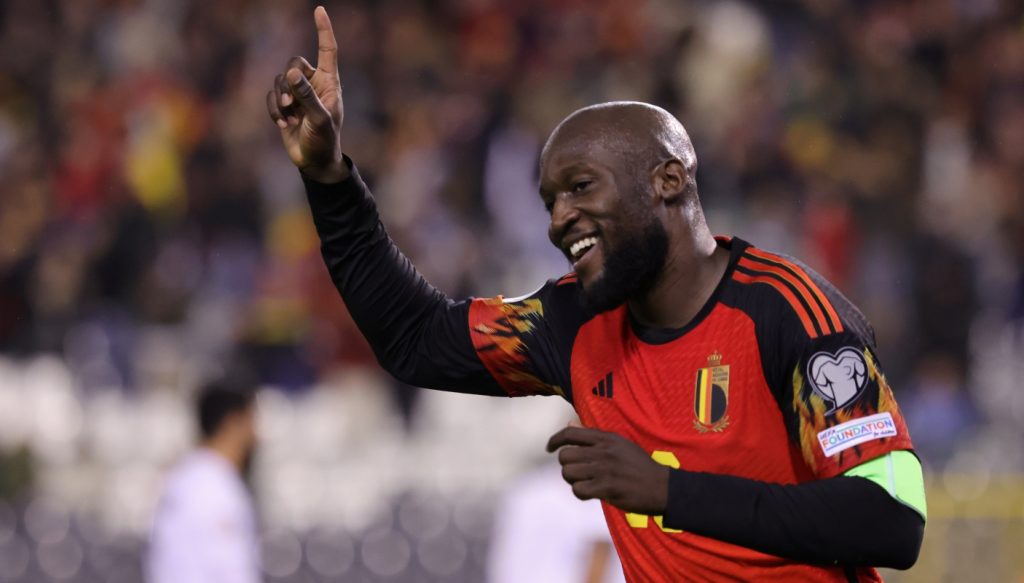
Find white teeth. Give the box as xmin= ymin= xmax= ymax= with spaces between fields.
xmin=569 ymin=237 xmax=598 ymax=260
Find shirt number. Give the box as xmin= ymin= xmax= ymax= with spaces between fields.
xmin=625 ymin=450 xmax=682 ymax=533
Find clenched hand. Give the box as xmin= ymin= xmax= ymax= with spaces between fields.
xmin=546 ymin=425 xmax=671 ymax=516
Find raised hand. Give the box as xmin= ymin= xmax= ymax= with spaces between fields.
xmin=546 ymin=425 xmax=670 ymax=515
xmin=267 ymin=6 xmax=348 ymax=183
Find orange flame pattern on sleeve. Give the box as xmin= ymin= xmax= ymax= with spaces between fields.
xmin=469 ymin=297 xmax=565 ymax=398
xmin=792 ymin=347 xmax=910 ymax=477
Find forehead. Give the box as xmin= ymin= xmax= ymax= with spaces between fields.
xmin=540 ymin=136 xmax=620 ymax=182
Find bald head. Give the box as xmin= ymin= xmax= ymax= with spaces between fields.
xmin=537 ymin=102 xmax=719 ymax=314
xmin=541 ymin=102 xmax=698 ymax=199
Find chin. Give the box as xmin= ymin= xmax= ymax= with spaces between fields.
xmin=578 ymin=273 xmax=629 ymax=314
xmin=576 ymin=269 xmax=600 ymax=291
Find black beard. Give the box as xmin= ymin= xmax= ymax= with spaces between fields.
xmin=580 ymin=220 xmax=669 ymax=313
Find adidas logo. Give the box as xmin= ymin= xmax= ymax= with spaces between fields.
xmin=591 ymin=372 xmax=614 ymax=399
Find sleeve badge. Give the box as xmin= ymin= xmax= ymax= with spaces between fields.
xmin=807 ymin=347 xmax=867 ymax=413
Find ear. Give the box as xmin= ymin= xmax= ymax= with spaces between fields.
xmin=651 ymin=159 xmax=688 ymax=205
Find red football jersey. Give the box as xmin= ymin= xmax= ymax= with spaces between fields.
xmin=468 ymin=237 xmax=912 ymax=582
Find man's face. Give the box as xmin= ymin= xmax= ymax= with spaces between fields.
xmin=244 ymin=405 xmax=260 ymax=451
xmin=540 ymin=142 xmax=669 ymax=313
xmin=233 ymin=404 xmax=259 ymax=479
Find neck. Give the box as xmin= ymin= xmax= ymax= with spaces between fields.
xmin=203 ymin=435 xmax=244 ymax=472
xmin=627 ymin=223 xmax=728 ymax=329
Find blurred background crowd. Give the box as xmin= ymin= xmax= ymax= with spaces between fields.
xmin=1 ymin=0 xmax=1023 ymax=581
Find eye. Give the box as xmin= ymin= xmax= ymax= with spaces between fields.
xmin=572 ymin=180 xmax=592 ymax=193
xmin=543 ymin=200 xmax=554 ymax=214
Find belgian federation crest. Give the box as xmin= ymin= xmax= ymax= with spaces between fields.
xmin=694 ymin=351 xmax=730 ymax=433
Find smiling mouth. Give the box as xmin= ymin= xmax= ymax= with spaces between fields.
xmin=569 ymin=236 xmax=598 ymax=263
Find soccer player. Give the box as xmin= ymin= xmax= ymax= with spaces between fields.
xmin=266 ymin=7 xmax=926 ymax=581
xmin=147 ymin=380 xmax=261 ymax=583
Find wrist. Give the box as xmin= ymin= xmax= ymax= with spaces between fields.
xmin=654 ymin=465 xmax=672 ymax=514
xmin=662 ymin=468 xmax=691 ymax=530
xmin=300 ymin=157 xmax=350 ymax=184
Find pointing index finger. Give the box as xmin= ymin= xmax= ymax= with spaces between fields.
xmin=314 ymin=6 xmax=338 ymax=73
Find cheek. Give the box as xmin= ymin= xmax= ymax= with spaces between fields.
xmin=600 ymin=181 xmax=647 ymax=219
xmin=599 ymin=206 xmax=643 ymax=245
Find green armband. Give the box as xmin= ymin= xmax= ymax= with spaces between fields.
xmin=843 ymin=450 xmax=927 ymax=521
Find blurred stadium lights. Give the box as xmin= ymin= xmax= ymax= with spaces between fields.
xmin=304 ymin=527 xmax=357 ymax=578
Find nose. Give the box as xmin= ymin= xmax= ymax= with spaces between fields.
xmin=548 ymin=195 xmax=580 ymax=248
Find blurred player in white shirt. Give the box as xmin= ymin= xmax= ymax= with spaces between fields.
xmin=489 ymin=461 xmax=627 ymax=583
xmin=147 ymin=380 xmax=261 ymax=583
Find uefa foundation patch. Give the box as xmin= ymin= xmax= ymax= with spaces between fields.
xmin=817 ymin=412 xmax=897 ymax=457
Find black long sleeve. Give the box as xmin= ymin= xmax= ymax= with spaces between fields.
xmin=663 ymin=470 xmax=924 ymax=570
xmin=302 ymin=162 xmax=504 ymax=395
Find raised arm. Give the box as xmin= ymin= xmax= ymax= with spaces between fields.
xmin=265 ymin=8 xmax=578 ymax=398
xmin=265 ymin=7 xmax=502 ymax=394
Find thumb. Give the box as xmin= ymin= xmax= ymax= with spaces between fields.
xmin=286 ymin=68 xmax=330 ymax=127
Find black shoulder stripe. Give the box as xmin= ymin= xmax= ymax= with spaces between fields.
xmin=741 ymin=252 xmax=840 ymax=334
xmin=734 ymin=264 xmax=825 ymax=338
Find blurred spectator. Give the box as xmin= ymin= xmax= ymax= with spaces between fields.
xmin=901 ymin=352 xmax=978 ymax=467
xmin=488 ymin=461 xmax=626 ymax=583
xmin=146 ymin=379 xmax=260 ymax=583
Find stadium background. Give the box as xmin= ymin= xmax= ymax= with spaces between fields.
xmin=1 ymin=0 xmax=1023 ymax=580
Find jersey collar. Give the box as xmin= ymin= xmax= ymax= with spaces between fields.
xmin=627 ymin=236 xmax=749 ymax=345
